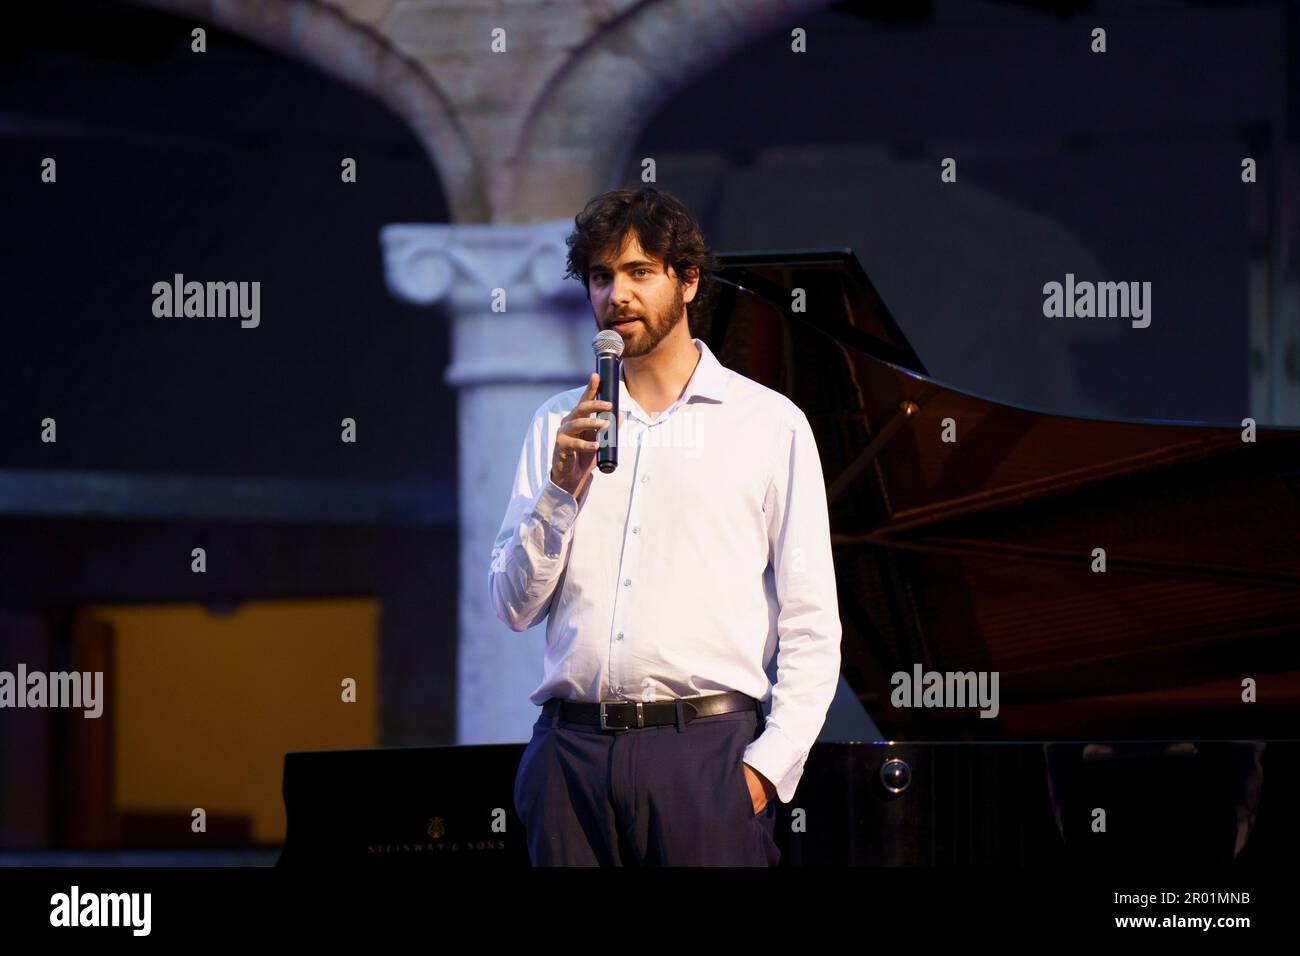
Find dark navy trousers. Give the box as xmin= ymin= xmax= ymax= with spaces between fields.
xmin=513 ymin=701 xmax=781 ymax=866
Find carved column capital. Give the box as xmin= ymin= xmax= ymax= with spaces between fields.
xmin=380 ymin=220 xmax=583 ymax=310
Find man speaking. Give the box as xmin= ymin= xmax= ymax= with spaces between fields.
xmin=489 ymin=186 xmax=842 ymax=866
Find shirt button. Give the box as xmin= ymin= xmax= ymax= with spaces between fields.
xmin=632 ymin=526 xmax=640 ymax=534
xmin=617 ymin=632 xmax=624 ymax=640
xmin=623 ymin=578 xmax=631 ymax=587
xmin=640 ymin=475 xmax=648 ymax=483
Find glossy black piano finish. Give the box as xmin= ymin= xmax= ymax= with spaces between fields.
xmin=705 ymin=249 xmax=1300 ymax=740
xmin=781 ymin=739 xmax=1295 ymax=866
xmin=279 ymin=744 xmax=530 ymax=867
xmin=278 ymin=739 xmax=1298 ymax=866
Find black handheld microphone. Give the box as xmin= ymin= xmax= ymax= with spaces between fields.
xmin=592 ymin=330 xmax=624 ymax=474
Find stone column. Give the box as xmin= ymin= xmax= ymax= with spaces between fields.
xmin=381 ymin=219 xmax=593 ymax=743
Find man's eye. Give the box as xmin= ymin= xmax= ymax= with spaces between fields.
xmin=635 ymin=269 xmax=650 ymax=277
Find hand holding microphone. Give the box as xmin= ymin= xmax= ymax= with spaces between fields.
xmin=549 ymin=373 xmax=611 ymax=497
xmin=548 ymin=331 xmax=624 ymax=497
xmin=592 ymin=330 xmax=623 ymax=475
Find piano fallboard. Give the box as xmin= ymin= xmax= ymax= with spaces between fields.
xmin=279 ymin=739 xmax=1297 ymax=866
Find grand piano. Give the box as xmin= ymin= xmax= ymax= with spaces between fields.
xmin=280 ymin=250 xmax=1300 ymax=866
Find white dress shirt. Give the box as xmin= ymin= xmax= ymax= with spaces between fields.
xmin=488 ymin=337 xmax=842 ymax=803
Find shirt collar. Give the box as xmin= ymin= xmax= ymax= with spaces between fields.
xmin=617 ymin=337 xmax=728 ymax=405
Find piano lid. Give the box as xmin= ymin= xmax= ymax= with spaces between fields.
xmin=704 ymin=249 xmax=1300 ymax=740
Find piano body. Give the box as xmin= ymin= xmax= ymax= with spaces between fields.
xmin=281 ymin=250 xmax=1300 ymax=866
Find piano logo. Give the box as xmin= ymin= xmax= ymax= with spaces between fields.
xmin=890 ymin=664 xmax=1000 ymax=719
xmin=363 ymin=815 xmax=507 ymax=854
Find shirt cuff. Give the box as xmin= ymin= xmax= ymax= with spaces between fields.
xmin=532 ymin=478 xmax=578 ymax=557
xmin=742 ymin=723 xmax=808 ymax=804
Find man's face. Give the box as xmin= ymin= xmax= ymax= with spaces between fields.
xmin=589 ymin=231 xmax=696 ymax=358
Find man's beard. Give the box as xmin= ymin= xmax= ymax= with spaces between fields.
xmin=615 ymin=283 xmax=685 ymax=358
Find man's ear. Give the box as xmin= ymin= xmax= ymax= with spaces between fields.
xmin=681 ymin=265 xmax=700 ymax=304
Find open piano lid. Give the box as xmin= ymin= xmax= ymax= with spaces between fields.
xmin=706 ymin=249 xmax=1300 ymax=740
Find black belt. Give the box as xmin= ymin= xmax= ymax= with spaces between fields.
xmin=542 ymin=691 xmax=759 ymax=731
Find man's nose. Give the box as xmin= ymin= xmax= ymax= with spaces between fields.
xmin=609 ymin=274 xmax=632 ymax=305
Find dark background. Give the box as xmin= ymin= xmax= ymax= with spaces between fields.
xmin=0 ymin=0 xmax=1294 ymax=859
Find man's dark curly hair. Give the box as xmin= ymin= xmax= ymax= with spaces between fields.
xmin=564 ymin=186 xmax=722 ymax=334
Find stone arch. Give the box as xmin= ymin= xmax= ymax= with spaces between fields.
xmin=505 ymin=0 xmax=832 ymax=221
xmin=133 ymin=0 xmax=489 ymax=221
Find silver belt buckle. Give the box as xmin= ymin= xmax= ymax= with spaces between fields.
xmin=600 ymin=700 xmax=644 ymax=730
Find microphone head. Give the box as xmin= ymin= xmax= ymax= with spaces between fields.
xmin=593 ymin=329 xmax=625 ymax=358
